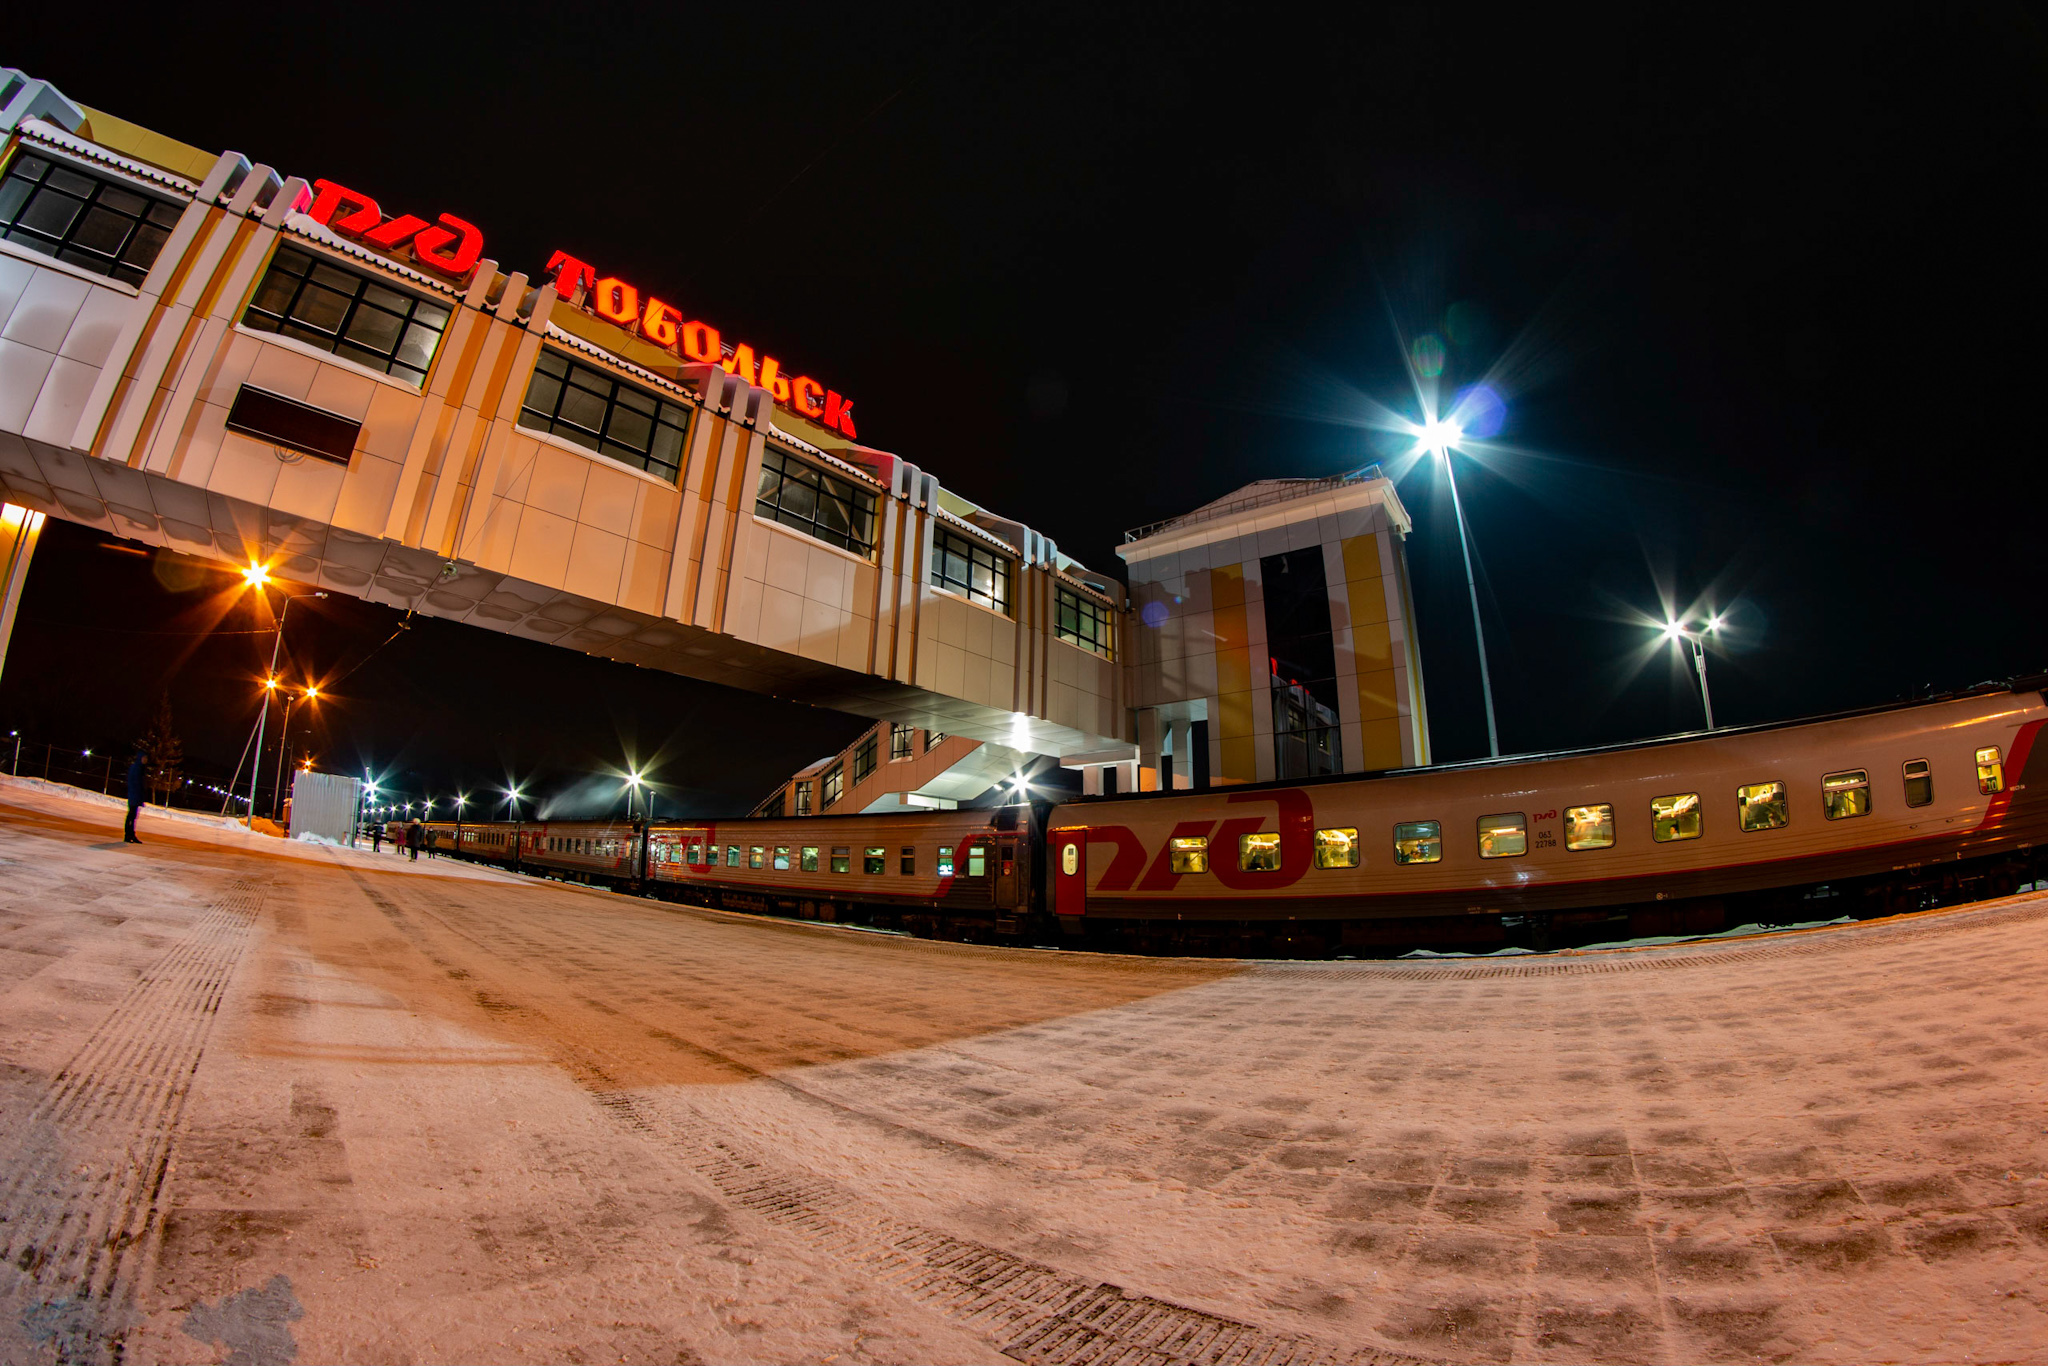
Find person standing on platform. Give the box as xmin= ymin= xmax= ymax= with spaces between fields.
xmin=406 ymin=819 xmax=423 ymax=862
xmin=123 ymin=745 xmax=147 ymax=844
xmin=370 ymin=821 xmax=383 ymax=853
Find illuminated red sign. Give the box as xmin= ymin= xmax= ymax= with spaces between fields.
xmin=306 ymin=179 xmax=484 ymax=284
xmin=544 ymin=251 xmax=856 ymax=439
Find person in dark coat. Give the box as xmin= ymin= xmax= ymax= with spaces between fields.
xmin=124 ymin=745 xmax=147 ymax=844
xmin=406 ymin=819 xmax=423 ymax=861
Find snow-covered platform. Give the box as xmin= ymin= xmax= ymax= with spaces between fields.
xmin=1 ymin=779 xmax=2043 ymax=1364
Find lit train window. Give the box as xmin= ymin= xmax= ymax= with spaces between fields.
xmin=687 ymin=842 xmax=701 ymax=863
xmin=938 ymin=846 xmax=955 ymax=876
xmin=802 ymin=846 xmax=821 ymax=872
xmin=1239 ymin=832 xmax=1282 ymax=872
xmin=1314 ymin=828 xmax=1360 ymax=868
xmin=968 ymin=846 xmax=988 ymax=877
xmin=1393 ymin=821 xmax=1441 ymax=864
xmin=1976 ymin=747 xmax=2004 ymax=796
xmin=1566 ymin=804 xmax=1615 ymax=850
xmin=750 ymin=846 xmax=766 ymax=868
xmin=1170 ymin=836 xmax=1209 ymax=874
xmin=727 ymin=845 xmax=740 ymax=866
xmin=1478 ymin=813 xmax=1527 ymax=859
xmin=773 ymin=846 xmax=791 ymax=870
xmin=1903 ymin=760 xmax=1933 ymax=807
xmin=900 ymin=846 xmax=915 ymax=875
xmin=831 ymin=847 xmax=851 ymax=874
xmin=1651 ymin=793 xmax=1702 ymax=842
xmin=1737 ymin=782 xmax=1789 ymax=832
xmin=704 ymin=844 xmax=721 ymax=866
xmin=1822 ymin=771 xmax=1870 ymax=820
xmin=865 ymin=847 xmax=885 ymax=874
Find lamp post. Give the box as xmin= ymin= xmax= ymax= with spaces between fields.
xmin=1422 ymin=419 xmax=1501 ymax=758
xmin=624 ymin=769 xmax=644 ymax=822
xmin=1661 ymin=615 xmax=1723 ymax=729
xmin=504 ymin=786 xmax=523 ymax=871
xmin=455 ymin=793 xmax=466 ymax=853
xmin=236 ymin=569 xmax=326 ymax=826
xmin=271 ymin=684 xmax=318 ymax=820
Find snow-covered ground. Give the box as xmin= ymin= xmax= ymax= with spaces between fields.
xmin=0 ymin=780 xmax=2042 ymax=1364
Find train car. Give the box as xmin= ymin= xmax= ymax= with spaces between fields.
xmin=642 ymin=805 xmax=1034 ymax=938
xmin=1046 ymin=686 xmax=2047 ymax=955
xmin=421 ymin=819 xmax=641 ymax=883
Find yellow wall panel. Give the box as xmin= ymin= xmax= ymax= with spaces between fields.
xmin=1340 ymin=534 xmax=1379 ymax=586
xmin=1212 ymin=562 xmax=1245 ymax=608
xmin=1220 ymin=735 xmax=1257 ymax=783
xmin=1217 ymin=689 xmax=1254 ymax=739
xmin=1215 ymin=620 xmax=1252 ymax=694
xmin=1359 ymin=716 xmax=1404 ymax=771
xmin=1352 ymin=619 xmax=1393 ymax=672
xmin=1357 ymin=667 xmax=1401 ymax=720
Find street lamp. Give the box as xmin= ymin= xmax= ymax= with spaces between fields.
xmin=1660 ymin=614 xmax=1723 ymax=729
xmin=272 ymin=684 xmax=319 ymax=820
xmin=1419 ymin=417 xmax=1501 ymax=758
xmin=230 ymin=575 xmax=326 ymax=823
xmin=623 ymin=768 xmax=645 ymax=821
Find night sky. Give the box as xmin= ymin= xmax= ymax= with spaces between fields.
xmin=4 ymin=8 xmax=2045 ymax=816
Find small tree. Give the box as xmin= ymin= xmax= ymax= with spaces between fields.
xmin=139 ymin=695 xmax=184 ymax=806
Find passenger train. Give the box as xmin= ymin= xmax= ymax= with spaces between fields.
xmin=412 ymin=682 xmax=2046 ymax=956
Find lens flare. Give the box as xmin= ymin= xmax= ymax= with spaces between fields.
xmin=1452 ymin=383 xmax=1507 ymax=440
xmin=1409 ymin=333 xmax=1446 ymax=379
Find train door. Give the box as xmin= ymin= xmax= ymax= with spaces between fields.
xmin=1051 ymin=827 xmax=1086 ymax=917
xmin=995 ymin=838 xmax=1020 ymax=907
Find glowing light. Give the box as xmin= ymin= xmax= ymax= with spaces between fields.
xmin=1421 ymin=417 xmax=1462 ymax=456
xmin=1707 ymin=614 xmax=1725 ymax=633
xmin=303 ymin=685 xmax=319 ymax=700
xmin=241 ymin=562 xmax=271 ymax=589
xmin=264 ymin=677 xmax=278 ymax=690
xmin=1662 ymin=621 xmax=1684 ymax=640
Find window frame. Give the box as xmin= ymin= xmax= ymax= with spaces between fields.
xmin=1314 ymin=827 xmax=1360 ymax=869
xmin=517 ymin=346 xmax=691 ymax=484
xmin=1903 ymin=758 xmax=1934 ymax=808
xmin=937 ymin=845 xmax=955 ymax=876
xmin=1238 ymin=831 xmax=1283 ymax=872
xmin=1169 ymin=835 xmax=1210 ymax=874
xmin=820 ymin=765 xmax=843 ymax=809
xmin=1565 ymin=803 xmax=1616 ymax=851
xmin=830 ymin=846 xmax=851 ymax=874
xmin=890 ymin=723 xmax=914 ymax=761
xmin=852 ymin=733 xmax=878 ymax=785
xmin=242 ymin=244 xmax=451 ymax=387
xmin=900 ymin=846 xmax=916 ymax=875
xmin=1477 ymin=812 xmax=1528 ymax=859
xmin=1393 ymin=820 xmax=1442 ymax=865
xmin=755 ymin=445 xmax=878 ymax=555
xmin=1821 ymin=770 xmax=1871 ymax=821
xmin=750 ymin=846 xmax=766 ymax=869
xmin=0 ymin=151 xmax=183 ymax=288
xmin=1054 ymin=585 xmax=1115 ymax=659
xmin=800 ymin=846 xmax=821 ymax=872
xmin=929 ymin=526 xmax=1013 ymax=616
xmin=864 ymin=847 xmax=886 ymax=875
xmin=1737 ymin=781 xmax=1790 ymax=832
xmin=1651 ymin=793 xmax=1703 ymax=843
xmin=1976 ymin=746 xmax=2005 ymax=796
xmin=967 ymin=845 xmax=988 ymax=878
xmin=773 ymin=846 xmax=791 ymax=870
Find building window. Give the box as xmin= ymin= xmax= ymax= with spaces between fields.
xmin=821 ymin=764 xmax=843 ymax=809
xmin=865 ymin=847 xmax=885 ymax=874
xmin=243 ymin=246 xmax=451 ymax=386
xmin=1314 ymin=828 xmax=1359 ymax=869
xmin=1652 ymin=793 xmax=1702 ymax=842
xmin=518 ymin=347 xmax=689 ymax=483
xmin=1055 ymin=587 xmax=1114 ymax=659
xmin=926 ymin=729 xmax=947 ymax=750
xmin=1822 ymin=770 xmax=1870 ymax=820
xmin=1169 ymin=836 xmax=1209 ymax=874
xmin=1976 ymin=746 xmax=2004 ymax=796
xmin=900 ymin=846 xmax=915 ymax=875
xmin=1737 ymin=781 xmax=1789 ymax=832
xmin=794 ymin=781 xmax=810 ymax=816
xmin=930 ymin=527 xmax=1011 ymax=614
xmin=1566 ymin=804 xmax=1615 ymax=851
xmin=852 ymin=733 xmax=878 ymax=785
xmin=830 ymin=846 xmax=850 ymax=874
xmin=756 ymin=445 xmax=876 ymax=554
xmin=1478 ymin=813 xmax=1527 ymax=859
xmin=0 ymin=154 xmax=182 ymax=287
xmin=1239 ymin=832 xmax=1282 ymax=872
xmin=1903 ymin=758 xmax=1934 ymax=808
xmin=890 ymin=723 xmax=914 ymax=761
xmin=1393 ymin=820 xmax=1441 ymax=865
xmin=800 ymin=846 xmax=820 ymax=872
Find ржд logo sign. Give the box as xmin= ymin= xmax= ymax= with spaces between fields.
xmin=306 ymin=179 xmax=484 ymax=284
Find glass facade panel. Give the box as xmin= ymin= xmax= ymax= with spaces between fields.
xmin=517 ymin=347 xmax=689 ymax=482
xmin=890 ymin=723 xmax=914 ymax=760
xmin=0 ymin=154 xmax=181 ymax=286
xmin=1737 ymin=781 xmax=1789 ymax=831
xmin=1565 ymin=804 xmax=1615 ymax=851
xmin=243 ymin=245 xmax=449 ymax=385
xmin=929 ymin=528 xmax=1011 ymax=614
xmin=821 ymin=765 xmax=843 ymax=809
xmin=1055 ymin=586 xmax=1114 ymax=658
xmin=755 ymin=445 xmax=877 ymax=554
xmin=852 ymin=733 xmax=877 ymax=785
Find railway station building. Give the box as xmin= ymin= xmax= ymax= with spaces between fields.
xmin=0 ymin=67 xmax=1431 ymax=811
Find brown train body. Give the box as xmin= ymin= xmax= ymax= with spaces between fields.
xmin=420 ymin=686 xmax=2047 ymax=955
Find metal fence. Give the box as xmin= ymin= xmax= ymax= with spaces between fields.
xmin=0 ymin=732 xmax=253 ymax=811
